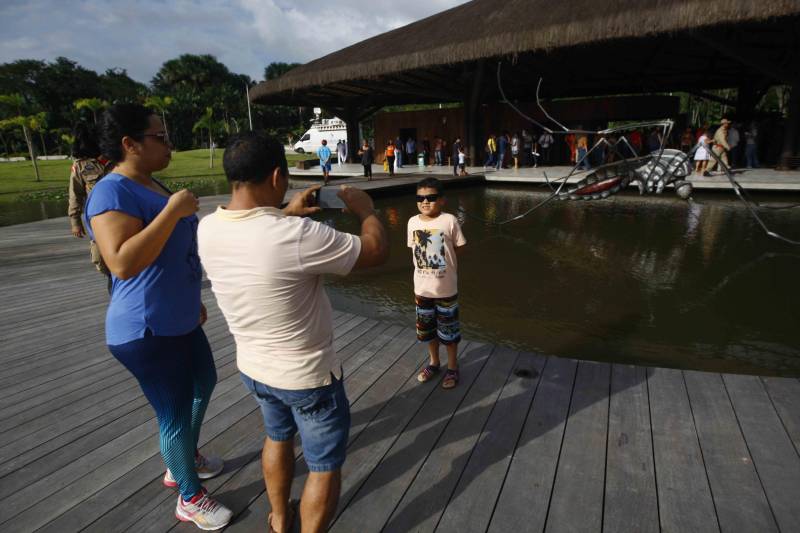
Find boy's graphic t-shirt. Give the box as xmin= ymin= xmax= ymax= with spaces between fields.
xmin=407 ymin=212 xmax=466 ymax=298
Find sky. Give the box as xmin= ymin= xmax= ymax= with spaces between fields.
xmin=0 ymin=0 xmax=464 ymax=84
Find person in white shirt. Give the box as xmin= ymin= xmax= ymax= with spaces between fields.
xmin=538 ymin=131 xmax=554 ymax=166
xmin=198 ymin=132 xmax=388 ymax=533
xmin=336 ymin=139 xmax=347 ymax=168
xmin=511 ymin=132 xmax=520 ymax=169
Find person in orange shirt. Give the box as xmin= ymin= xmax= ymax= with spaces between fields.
xmin=576 ymin=134 xmax=590 ymax=170
xmin=565 ymin=133 xmax=576 ymax=164
xmin=385 ymin=140 xmax=396 ymax=176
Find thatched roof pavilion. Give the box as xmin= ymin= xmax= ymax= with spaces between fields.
xmin=252 ymin=0 xmax=800 ymax=165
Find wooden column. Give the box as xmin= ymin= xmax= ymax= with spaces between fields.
xmin=736 ymin=83 xmax=757 ymax=125
xmin=779 ymin=80 xmax=800 ymax=169
xmin=465 ymin=60 xmax=485 ymax=164
xmin=343 ymin=107 xmax=360 ymax=163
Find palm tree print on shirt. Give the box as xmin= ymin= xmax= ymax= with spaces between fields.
xmin=413 ymin=229 xmax=446 ymax=269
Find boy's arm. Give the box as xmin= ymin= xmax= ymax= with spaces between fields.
xmin=452 ymin=217 xmax=467 ymax=254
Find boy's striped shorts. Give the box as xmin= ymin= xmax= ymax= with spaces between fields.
xmin=414 ymin=294 xmax=461 ymax=345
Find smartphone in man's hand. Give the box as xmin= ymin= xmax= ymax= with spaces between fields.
xmin=315 ymin=187 xmax=346 ymax=209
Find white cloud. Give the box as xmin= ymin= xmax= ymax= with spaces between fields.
xmin=0 ymin=0 xmax=464 ymax=84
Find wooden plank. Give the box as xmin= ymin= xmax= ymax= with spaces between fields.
xmin=602 ymin=364 xmax=659 ymax=533
xmin=683 ymin=370 xmax=777 ymax=533
xmin=376 ymin=347 xmax=517 ymax=531
xmin=305 ymin=329 xmax=426 ymax=483
xmin=0 ymin=350 xmax=237 ymax=478
xmin=338 ymin=329 xmax=419 ymax=409
xmin=189 ymin=327 xmax=422 ymax=533
xmin=205 ymin=328 xmax=414 ymax=533
xmin=1 ymin=290 xmax=221 ymax=359
xmin=488 ymin=356 xmax=577 ymax=533
xmin=0 ymin=314 xmax=229 ymax=401
xmin=0 ymin=308 xmax=352 ymax=475
xmin=435 ymin=351 xmax=545 ymax=533
xmin=723 ymin=374 xmax=800 ymax=532
xmin=761 ymin=376 xmax=800 ymax=452
xmin=0 ymin=342 xmax=234 ymax=451
xmin=132 ymin=320 xmax=392 ymax=533
xmin=332 ymin=312 xmax=356 ymax=329
xmin=648 ymin=367 xmax=719 ymax=532
xmin=3 ymin=389 xmax=255 ymax=533
xmin=333 ymin=342 xmax=493 ymax=533
xmin=332 ymin=314 xmax=369 ymax=339
xmin=0 ymin=403 xmax=155 ymax=499
xmin=544 ymin=361 xmax=610 ymax=533
xmin=223 ymin=330 xmax=423 ymax=533
xmin=79 ymin=408 xmax=267 ymax=533
xmin=202 ymin=455 xmax=272 ymax=533
xmin=77 ymin=319 xmax=380 ymax=533
xmin=338 ymin=323 xmax=397 ymax=367
xmin=0 ymin=367 xmax=247 ymax=527
xmin=0 ymin=296 xmax=224 ymax=370
xmin=0 ymin=330 xmax=233 ymax=431
xmin=332 ymin=318 xmax=379 ymax=351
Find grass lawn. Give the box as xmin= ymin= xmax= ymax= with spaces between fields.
xmin=0 ymin=149 xmax=314 ymax=196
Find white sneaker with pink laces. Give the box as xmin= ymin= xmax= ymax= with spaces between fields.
xmin=175 ymin=488 xmax=232 ymax=530
xmin=164 ymin=453 xmax=224 ymax=488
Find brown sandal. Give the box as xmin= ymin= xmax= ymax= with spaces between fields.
xmin=268 ymin=499 xmax=297 ymax=533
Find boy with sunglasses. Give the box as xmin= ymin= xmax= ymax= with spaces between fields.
xmin=407 ymin=178 xmax=466 ymax=389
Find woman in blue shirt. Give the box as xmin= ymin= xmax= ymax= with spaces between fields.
xmin=86 ymin=104 xmax=231 ymax=530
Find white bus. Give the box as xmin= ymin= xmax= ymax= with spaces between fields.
xmin=293 ymin=117 xmax=347 ymax=154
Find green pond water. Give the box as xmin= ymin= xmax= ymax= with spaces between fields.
xmin=314 ymin=185 xmax=800 ymax=377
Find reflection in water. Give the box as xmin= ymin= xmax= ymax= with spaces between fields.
xmin=318 ymin=186 xmax=800 ymax=377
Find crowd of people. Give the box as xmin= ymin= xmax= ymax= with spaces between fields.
xmin=361 ymin=119 xmax=763 ymax=177
xmin=691 ymin=119 xmax=760 ymax=175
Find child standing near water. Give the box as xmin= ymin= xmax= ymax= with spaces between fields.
xmin=457 ymin=146 xmax=468 ymax=175
xmin=408 ymin=178 xmax=466 ymax=389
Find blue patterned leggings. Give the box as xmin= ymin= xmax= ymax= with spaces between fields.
xmin=109 ymin=327 xmax=217 ymax=498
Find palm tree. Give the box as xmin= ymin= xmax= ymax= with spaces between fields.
xmin=61 ymin=132 xmax=75 ymax=156
xmin=144 ymin=95 xmax=174 ymax=140
xmin=74 ymin=98 xmax=109 ymax=124
xmin=0 ymin=94 xmax=42 ymax=181
xmin=35 ymin=113 xmax=48 ymax=156
xmin=193 ymin=107 xmax=219 ymax=168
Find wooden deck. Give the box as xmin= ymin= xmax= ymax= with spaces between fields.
xmin=1 ymin=199 xmax=800 ymax=532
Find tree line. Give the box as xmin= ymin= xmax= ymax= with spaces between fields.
xmin=0 ymin=55 xmax=311 ymax=167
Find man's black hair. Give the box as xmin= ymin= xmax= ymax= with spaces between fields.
xmin=223 ymin=131 xmax=288 ymax=184
xmin=98 ymin=103 xmax=154 ymax=163
xmin=72 ymin=122 xmax=100 ymax=159
xmin=416 ymin=177 xmax=443 ymax=194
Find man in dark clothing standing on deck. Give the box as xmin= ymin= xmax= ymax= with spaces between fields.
xmin=452 ymin=138 xmax=462 ymax=176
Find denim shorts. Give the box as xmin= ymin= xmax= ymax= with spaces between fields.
xmin=240 ymin=371 xmax=350 ymax=472
xmin=415 ymin=294 xmax=461 ymax=345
